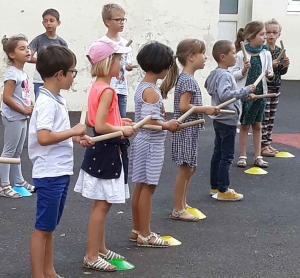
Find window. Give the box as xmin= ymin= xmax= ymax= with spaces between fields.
xmin=287 ymin=0 xmax=300 ymax=13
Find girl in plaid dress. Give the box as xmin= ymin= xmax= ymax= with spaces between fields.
xmin=163 ymin=39 xmax=217 ymax=222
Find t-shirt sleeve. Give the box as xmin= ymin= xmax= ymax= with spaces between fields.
xmin=4 ymin=68 xmax=18 ymax=83
xmin=179 ymin=76 xmax=198 ymax=96
xmin=36 ymin=101 xmax=57 ymax=131
xmin=61 ymin=39 xmax=68 ymax=47
xmin=29 ymin=36 xmax=39 ymax=52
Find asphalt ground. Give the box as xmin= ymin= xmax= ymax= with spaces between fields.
xmin=1 ymin=80 xmax=300 ymax=278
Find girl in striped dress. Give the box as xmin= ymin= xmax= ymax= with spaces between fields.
xmin=170 ymin=39 xmax=217 ymax=221
xmin=129 ymin=41 xmax=180 ymax=247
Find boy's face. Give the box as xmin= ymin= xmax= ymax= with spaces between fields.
xmin=105 ymin=10 xmax=126 ymax=33
xmin=222 ymin=44 xmax=237 ymax=67
xmin=42 ymin=14 xmax=61 ymax=32
xmin=265 ymin=24 xmax=281 ymax=44
xmin=56 ymin=62 xmax=77 ymax=90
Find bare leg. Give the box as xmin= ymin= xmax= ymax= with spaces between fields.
xmin=252 ymin=122 xmax=262 ymax=157
xmin=43 ymin=234 xmax=56 ymax=278
xmin=131 ymin=183 xmax=142 ymax=240
xmin=239 ymin=124 xmax=250 ymax=156
xmin=183 ymin=167 xmax=196 ymax=208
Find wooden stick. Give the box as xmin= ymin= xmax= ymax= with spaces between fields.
xmin=142 ymin=124 xmax=163 ymax=130
xmin=133 ymin=115 xmax=152 ymax=129
xmin=0 ymin=157 xmax=21 ymax=164
xmin=253 ymin=93 xmax=278 ymax=100
xmin=126 ymin=39 xmax=133 ymax=47
xmin=131 ymin=65 xmax=139 ymax=68
xmin=280 ymin=40 xmax=287 ymax=58
xmin=240 ymin=42 xmax=248 ymax=60
xmin=90 ymin=131 xmax=123 ymax=142
xmin=254 ymin=72 xmax=265 ymax=86
xmin=218 ymin=109 xmax=236 ymax=115
xmin=80 ymin=105 xmax=87 ymax=124
xmin=276 ymin=48 xmax=286 ymax=61
xmin=215 ymin=98 xmax=237 ymax=110
xmin=179 ymin=119 xmax=205 ymax=129
xmin=177 ymin=107 xmax=196 ymax=123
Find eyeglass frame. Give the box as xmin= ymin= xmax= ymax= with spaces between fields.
xmin=54 ymin=69 xmax=78 ymax=78
xmin=108 ymin=18 xmax=127 ymax=24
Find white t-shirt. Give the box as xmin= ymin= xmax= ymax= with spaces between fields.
xmin=101 ymin=36 xmax=133 ymax=96
xmin=28 ymin=87 xmax=74 ymax=178
xmin=1 ymin=66 xmax=31 ymax=121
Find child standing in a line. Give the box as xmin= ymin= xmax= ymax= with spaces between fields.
xmin=29 ymin=9 xmax=67 ymax=99
xmin=261 ymin=18 xmax=290 ymax=157
xmin=29 ymin=44 xmax=90 ymax=278
xmin=232 ymin=21 xmax=273 ymax=168
xmin=129 ymin=41 xmax=179 ymax=246
xmin=74 ymin=38 xmax=135 ymax=271
xmin=205 ymin=40 xmax=255 ymax=201
xmin=100 ymin=3 xmax=133 ymax=118
xmin=170 ymin=39 xmax=217 ymax=221
xmin=0 ymin=35 xmax=34 ymax=198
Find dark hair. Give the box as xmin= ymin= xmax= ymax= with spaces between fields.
xmin=1 ymin=34 xmax=28 ymax=63
xmin=212 ymin=40 xmax=233 ymax=62
xmin=137 ymin=41 xmax=177 ymax=99
xmin=42 ymin=8 xmax=60 ymax=20
xmin=36 ymin=44 xmax=76 ymax=80
xmin=235 ymin=21 xmax=264 ymax=51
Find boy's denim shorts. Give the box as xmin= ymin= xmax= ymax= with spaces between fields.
xmin=33 ymin=175 xmax=70 ymax=232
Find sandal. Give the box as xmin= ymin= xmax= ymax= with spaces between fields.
xmin=99 ymin=249 xmax=125 ymax=260
xmin=83 ymin=256 xmax=116 ymax=272
xmin=171 ymin=208 xmax=199 ymax=222
xmin=261 ymin=146 xmax=275 ymax=157
xmin=45 ymin=274 xmax=65 ymax=278
xmin=137 ymin=232 xmax=169 ymax=248
xmin=254 ymin=156 xmax=268 ymax=168
xmin=268 ymin=145 xmax=278 ymax=153
xmin=16 ymin=181 xmax=35 ymax=193
xmin=130 ymin=229 xmax=161 ymax=242
xmin=237 ymin=156 xmax=247 ymax=168
xmin=0 ymin=185 xmax=22 ymax=198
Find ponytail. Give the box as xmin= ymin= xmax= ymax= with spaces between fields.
xmin=235 ymin=28 xmax=245 ymax=52
xmin=160 ymin=56 xmax=179 ymax=99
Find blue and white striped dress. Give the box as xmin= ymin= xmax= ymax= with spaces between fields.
xmin=128 ymin=82 xmax=167 ymax=185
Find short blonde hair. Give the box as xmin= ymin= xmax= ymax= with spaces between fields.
xmin=90 ymin=55 xmax=115 ymax=77
xmin=102 ymin=4 xmax=125 ymax=27
xmin=265 ymin=18 xmax=282 ymax=32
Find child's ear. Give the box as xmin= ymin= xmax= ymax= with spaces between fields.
xmin=188 ymin=53 xmax=194 ymax=62
xmin=105 ymin=19 xmax=110 ymax=27
xmin=56 ymin=70 xmax=64 ymax=80
xmin=57 ymin=20 xmax=61 ymax=26
xmin=8 ymin=52 xmax=15 ymax=60
xmin=220 ymin=54 xmax=225 ymax=61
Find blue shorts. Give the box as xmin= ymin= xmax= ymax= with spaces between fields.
xmin=33 ymin=175 xmax=70 ymax=232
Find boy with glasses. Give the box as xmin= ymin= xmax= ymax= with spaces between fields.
xmin=100 ymin=3 xmax=133 ymax=118
xmin=261 ymin=19 xmax=290 ymax=157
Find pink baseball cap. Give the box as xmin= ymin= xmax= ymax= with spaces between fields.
xmin=87 ymin=38 xmax=131 ymax=64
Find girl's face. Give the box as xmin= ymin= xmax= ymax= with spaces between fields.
xmin=194 ymin=51 xmax=207 ymax=69
xmin=265 ymin=24 xmax=281 ymax=45
xmin=9 ymin=40 xmax=31 ymax=63
xmin=250 ymin=28 xmax=267 ymax=47
xmin=109 ymin=54 xmax=122 ymax=77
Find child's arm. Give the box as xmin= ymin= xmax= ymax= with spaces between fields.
xmin=3 ymin=80 xmax=32 ymax=115
xmin=28 ymin=37 xmax=38 ymax=63
xmin=279 ymin=56 xmax=290 ymax=75
xmin=142 ymin=87 xmax=179 ymax=132
xmin=94 ymin=89 xmax=135 ymax=137
xmin=265 ymin=51 xmax=274 ymax=79
xmin=125 ymin=51 xmax=134 ymax=72
xmin=231 ymin=52 xmax=250 ymax=80
xmin=180 ymin=91 xmax=217 ymax=115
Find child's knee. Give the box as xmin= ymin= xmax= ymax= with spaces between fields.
xmin=252 ymin=122 xmax=262 ymax=131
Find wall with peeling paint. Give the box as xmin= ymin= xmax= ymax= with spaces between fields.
xmin=0 ymin=0 xmax=219 ymax=111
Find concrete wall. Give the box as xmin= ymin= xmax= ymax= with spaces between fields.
xmin=252 ymin=0 xmax=300 ymax=80
xmin=0 ymin=0 xmax=219 ymax=111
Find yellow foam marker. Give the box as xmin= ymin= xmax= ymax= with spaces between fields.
xmin=186 ymin=207 xmax=207 ymax=220
xmin=275 ymin=151 xmax=295 ymax=158
xmin=244 ymin=167 xmax=268 ymax=175
xmin=160 ymin=236 xmax=182 ymax=246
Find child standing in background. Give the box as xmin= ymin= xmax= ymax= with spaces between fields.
xmin=261 ymin=18 xmax=290 ymax=157
xmin=205 ymin=40 xmax=255 ymax=201
xmin=74 ymin=38 xmax=135 ymax=271
xmin=232 ymin=21 xmax=273 ymax=169
xmin=0 ymin=35 xmax=34 ymax=198
xmin=29 ymin=8 xmax=68 ymax=100
xmin=100 ymin=3 xmax=133 ymax=118
xmin=129 ymin=41 xmax=179 ymax=247
xmin=170 ymin=39 xmax=217 ymax=221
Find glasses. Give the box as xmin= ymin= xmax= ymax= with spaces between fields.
xmin=266 ymin=31 xmax=279 ymax=35
xmin=68 ymin=69 xmax=78 ymax=78
xmin=108 ymin=18 xmax=127 ymax=24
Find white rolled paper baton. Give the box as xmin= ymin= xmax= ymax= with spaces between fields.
xmin=0 ymin=157 xmax=21 ymax=164
xmin=133 ymin=115 xmax=152 ymax=129
xmin=142 ymin=124 xmax=163 ymax=130
xmin=280 ymin=40 xmax=287 ymax=58
xmin=215 ymin=98 xmax=237 ymax=110
xmin=254 ymin=72 xmax=265 ymax=86
xmin=90 ymin=131 xmax=123 ymax=143
xmin=253 ymin=93 xmax=278 ymax=100
xmin=179 ymin=119 xmax=205 ymax=129
xmin=240 ymin=42 xmax=248 ymax=60
xmin=276 ymin=48 xmax=286 ymax=61
xmin=177 ymin=107 xmax=196 ymax=123
xmin=218 ymin=109 xmax=236 ymax=115
xmin=80 ymin=105 xmax=87 ymax=124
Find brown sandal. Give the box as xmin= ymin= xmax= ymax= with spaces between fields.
xmin=261 ymin=146 xmax=275 ymax=157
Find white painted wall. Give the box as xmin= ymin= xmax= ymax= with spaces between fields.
xmin=252 ymin=0 xmax=300 ymax=80
xmin=0 ymin=0 xmax=219 ymax=111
